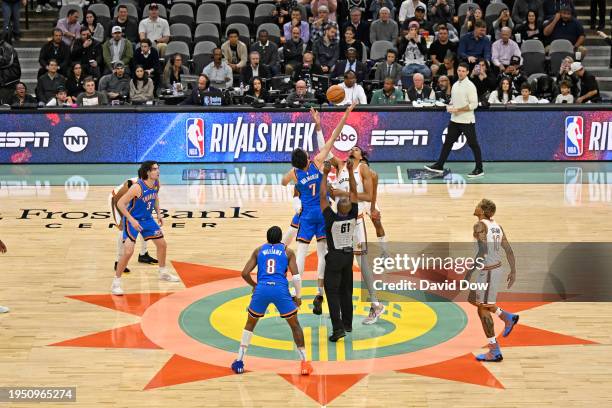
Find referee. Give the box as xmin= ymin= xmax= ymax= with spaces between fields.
xmin=425 ymin=62 xmax=484 ymax=178
xmin=320 ymin=160 xmax=358 ymax=342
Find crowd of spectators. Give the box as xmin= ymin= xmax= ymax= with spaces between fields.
xmin=0 ymin=0 xmax=609 ymax=107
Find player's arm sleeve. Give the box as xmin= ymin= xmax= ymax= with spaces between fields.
xmin=292 ymin=274 xmax=302 ymax=298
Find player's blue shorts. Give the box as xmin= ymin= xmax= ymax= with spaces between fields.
xmin=248 ymin=282 xmax=298 ymax=319
xmin=290 ymin=213 xmax=300 ymax=228
xmin=123 ymin=216 xmax=163 ymax=242
xmin=297 ymin=210 xmax=326 ymax=243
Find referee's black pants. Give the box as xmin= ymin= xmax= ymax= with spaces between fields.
xmin=435 ymin=121 xmax=483 ymax=171
xmin=323 ymin=250 xmax=354 ymax=333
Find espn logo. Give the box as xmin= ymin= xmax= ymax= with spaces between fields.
xmin=0 ymin=132 xmax=49 ymax=148
xmin=370 ymin=130 xmax=429 ymax=146
xmin=565 ymin=116 xmax=583 ymax=157
xmin=186 ymin=118 xmax=205 ymax=158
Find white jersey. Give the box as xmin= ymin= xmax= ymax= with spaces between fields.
xmin=480 ymin=219 xmax=503 ymax=269
xmin=335 ymin=162 xmax=367 ymax=214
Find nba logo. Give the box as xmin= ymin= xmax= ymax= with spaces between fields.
xmin=186 ymin=118 xmax=205 ymax=158
xmin=565 ymin=116 xmax=584 ymax=157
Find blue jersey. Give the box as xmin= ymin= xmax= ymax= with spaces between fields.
xmin=128 ymin=179 xmax=159 ymax=220
xmin=294 ymin=162 xmax=322 ymax=216
xmin=256 ymin=243 xmax=289 ymax=286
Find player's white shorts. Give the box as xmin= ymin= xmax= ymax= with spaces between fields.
xmin=353 ymin=214 xmax=367 ymax=255
xmin=471 ymin=263 xmax=505 ymax=304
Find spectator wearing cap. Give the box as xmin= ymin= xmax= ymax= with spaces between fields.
xmin=56 ymin=8 xmax=81 ymax=48
xmin=512 ymin=82 xmax=539 ymax=103
xmin=71 ymin=27 xmax=103 ymax=79
xmin=370 ymin=77 xmax=404 ymax=104
xmin=569 ymin=61 xmax=601 ymax=103
xmin=109 ymin=4 xmax=139 ymax=43
xmin=429 ymin=24 xmax=458 ymax=75
xmin=400 ymin=21 xmax=431 ymax=87
xmin=8 ymin=82 xmax=37 ymax=107
xmin=491 ymin=27 xmax=522 ymax=71
xmin=458 ymin=19 xmax=492 ymax=64
xmin=333 ymin=47 xmax=366 ymax=82
xmin=202 ymin=48 xmax=233 ymax=89
xmin=312 ymin=0 xmax=338 ymax=22
xmin=404 ymin=5 xmax=433 ymax=34
xmin=428 ymin=0 xmax=455 ymax=26
xmin=251 ymin=30 xmax=280 ymax=76
xmin=312 ymin=25 xmax=340 ymax=74
xmin=240 ymin=51 xmax=271 ymax=85
xmin=370 ymin=7 xmax=398 ymax=44
xmin=499 ymin=55 xmax=526 ymax=95
xmin=374 ymin=49 xmax=402 ymax=83
xmin=399 ymin=0 xmax=426 ymax=24
xmin=406 ymin=72 xmax=435 ymax=101
xmin=38 ymin=28 xmax=71 ymax=77
xmin=36 ymin=59 xmax=66 ymax=104
xmin=338 ymin=70 xmax=367 ymax=104
xmin=543 ymin=5 xmax=585 ymax=56
xmin=369 ymin=0 xmax=395 ymax=21
xmin=283 ymin=9 xmax=310 ymax=45
xmin=46 ymin=85 xmax=74 ymax=106
xmin=133 ymin=38 xmax=161 ymax=87
xmin=76 ymin=76 xmax=108 ymax=106
xmin=311 ymin=6 xmax=339 ymax=43
xmin=341 ymin=8 xmax=370 ymax=47
xmin=103 ymin=26 xmax=133 ymax=74
xmin=222 ymin=28 xmax=248 ymax=74
xmin=99 ymin=61 xmax=130 ymax=102
xmin=138 ymin=3 xmax=170 ymax=56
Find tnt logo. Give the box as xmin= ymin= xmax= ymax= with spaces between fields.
xmin=565 ymin=116 xmax=584 ymax=157
xmin=186 ymin=118 xmax=205 ymax=158
xmin=333 ymin=125 xmax=358 ymax=151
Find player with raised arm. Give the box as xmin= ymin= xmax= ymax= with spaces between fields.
xmin=281 ymin=102 xmax=357 ymax=315
xmin=0 ymin=239 xmax=8 ymax=313
xmin=327 ymin=147 xmax=386 ymax=324
xmin=110 ymin=178 xmax=158 ymax=273
xmin=111 ymin=161 xmax=180 ymax=295
xmin=468 ymin=199 xmax=519 ymax=362
xmin=231 ymin=226 xmax=312 ymax=376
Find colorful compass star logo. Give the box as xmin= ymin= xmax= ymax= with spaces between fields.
xmin=51 ymin=254 xmax=596 ymax=406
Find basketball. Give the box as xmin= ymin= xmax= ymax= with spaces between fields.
xmin=326 ymin=85 xmax=345 ymax=104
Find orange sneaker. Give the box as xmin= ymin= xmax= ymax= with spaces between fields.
xmin=300 ymin=360 xmax=313 ymax=375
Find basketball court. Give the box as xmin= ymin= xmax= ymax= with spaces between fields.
xmin=1 ymin=162 xmax=611 ymax=407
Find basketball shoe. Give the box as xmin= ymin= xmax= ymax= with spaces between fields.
xmin=312 ymin=295 xmax=324 ymax=315
xmin=363 ymin=304 xmax=385 ymax=325
xmin=113 ymin=262 xmax=130 ymax=273
xmin=138 ymin=252 xmax=158 ymax=264
xmin=300 ymin=361 xmax=313 ymax=375
xmin=501 ymin=312 xmax=519 ymax=337
xmin=111 ymin=277 xmax=124 ymax=296
xmin=476 ymin=343 xmax=503 ymax=362
xmin=231 ymin=360 xmax=245 ymax=374
xmin=0 ymin=305 xmax=9 ymax=313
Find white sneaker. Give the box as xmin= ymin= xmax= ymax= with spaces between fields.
xmin=0 ymin=305 xmax=9 ymax=313
xmin=362 ymin=304 xmax=385 ymax=325
xmin=159 ymin=271 xmax=180 ymax=282
xmin=35 ymin=5 xmax=42 ymax=12
xmin=111 ymin=278 xmax=124 ymax=295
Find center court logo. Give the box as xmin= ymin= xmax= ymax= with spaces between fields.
xmin=63 ymin=127 xmax=88 ymax=152
xmin=565 ymin=116 xmax=584 ymax=157
xmin=186 ymin=118 xmax=205 ymax=158
xmin=333 ymin=125 xmax=358 ymax=151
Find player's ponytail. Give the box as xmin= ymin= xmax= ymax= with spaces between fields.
xmin=267 ymin=226 xmax=282 ymax=244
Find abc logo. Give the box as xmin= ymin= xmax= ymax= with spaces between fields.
xmin=64 ymin=175 xmax=89 ymax=200
xmin=63 ymin=127 xmax=88 ymax=153
xmin=441 ymin=128 xmax=466 ymax=151
xmin=333 ymin=125 xmax=358 ymax=152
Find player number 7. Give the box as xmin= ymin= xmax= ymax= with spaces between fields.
xmin=309 ymin=184 xmax=316 ymax=196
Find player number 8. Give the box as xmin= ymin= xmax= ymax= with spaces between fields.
xmin=266 ymin=259 xmax=276 ymax=274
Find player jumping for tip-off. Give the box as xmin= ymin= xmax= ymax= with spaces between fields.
xmin=281 ymin=102 xmax=357 ymax=315
xmin=467 ymin=199 xmax=519 ymax=362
